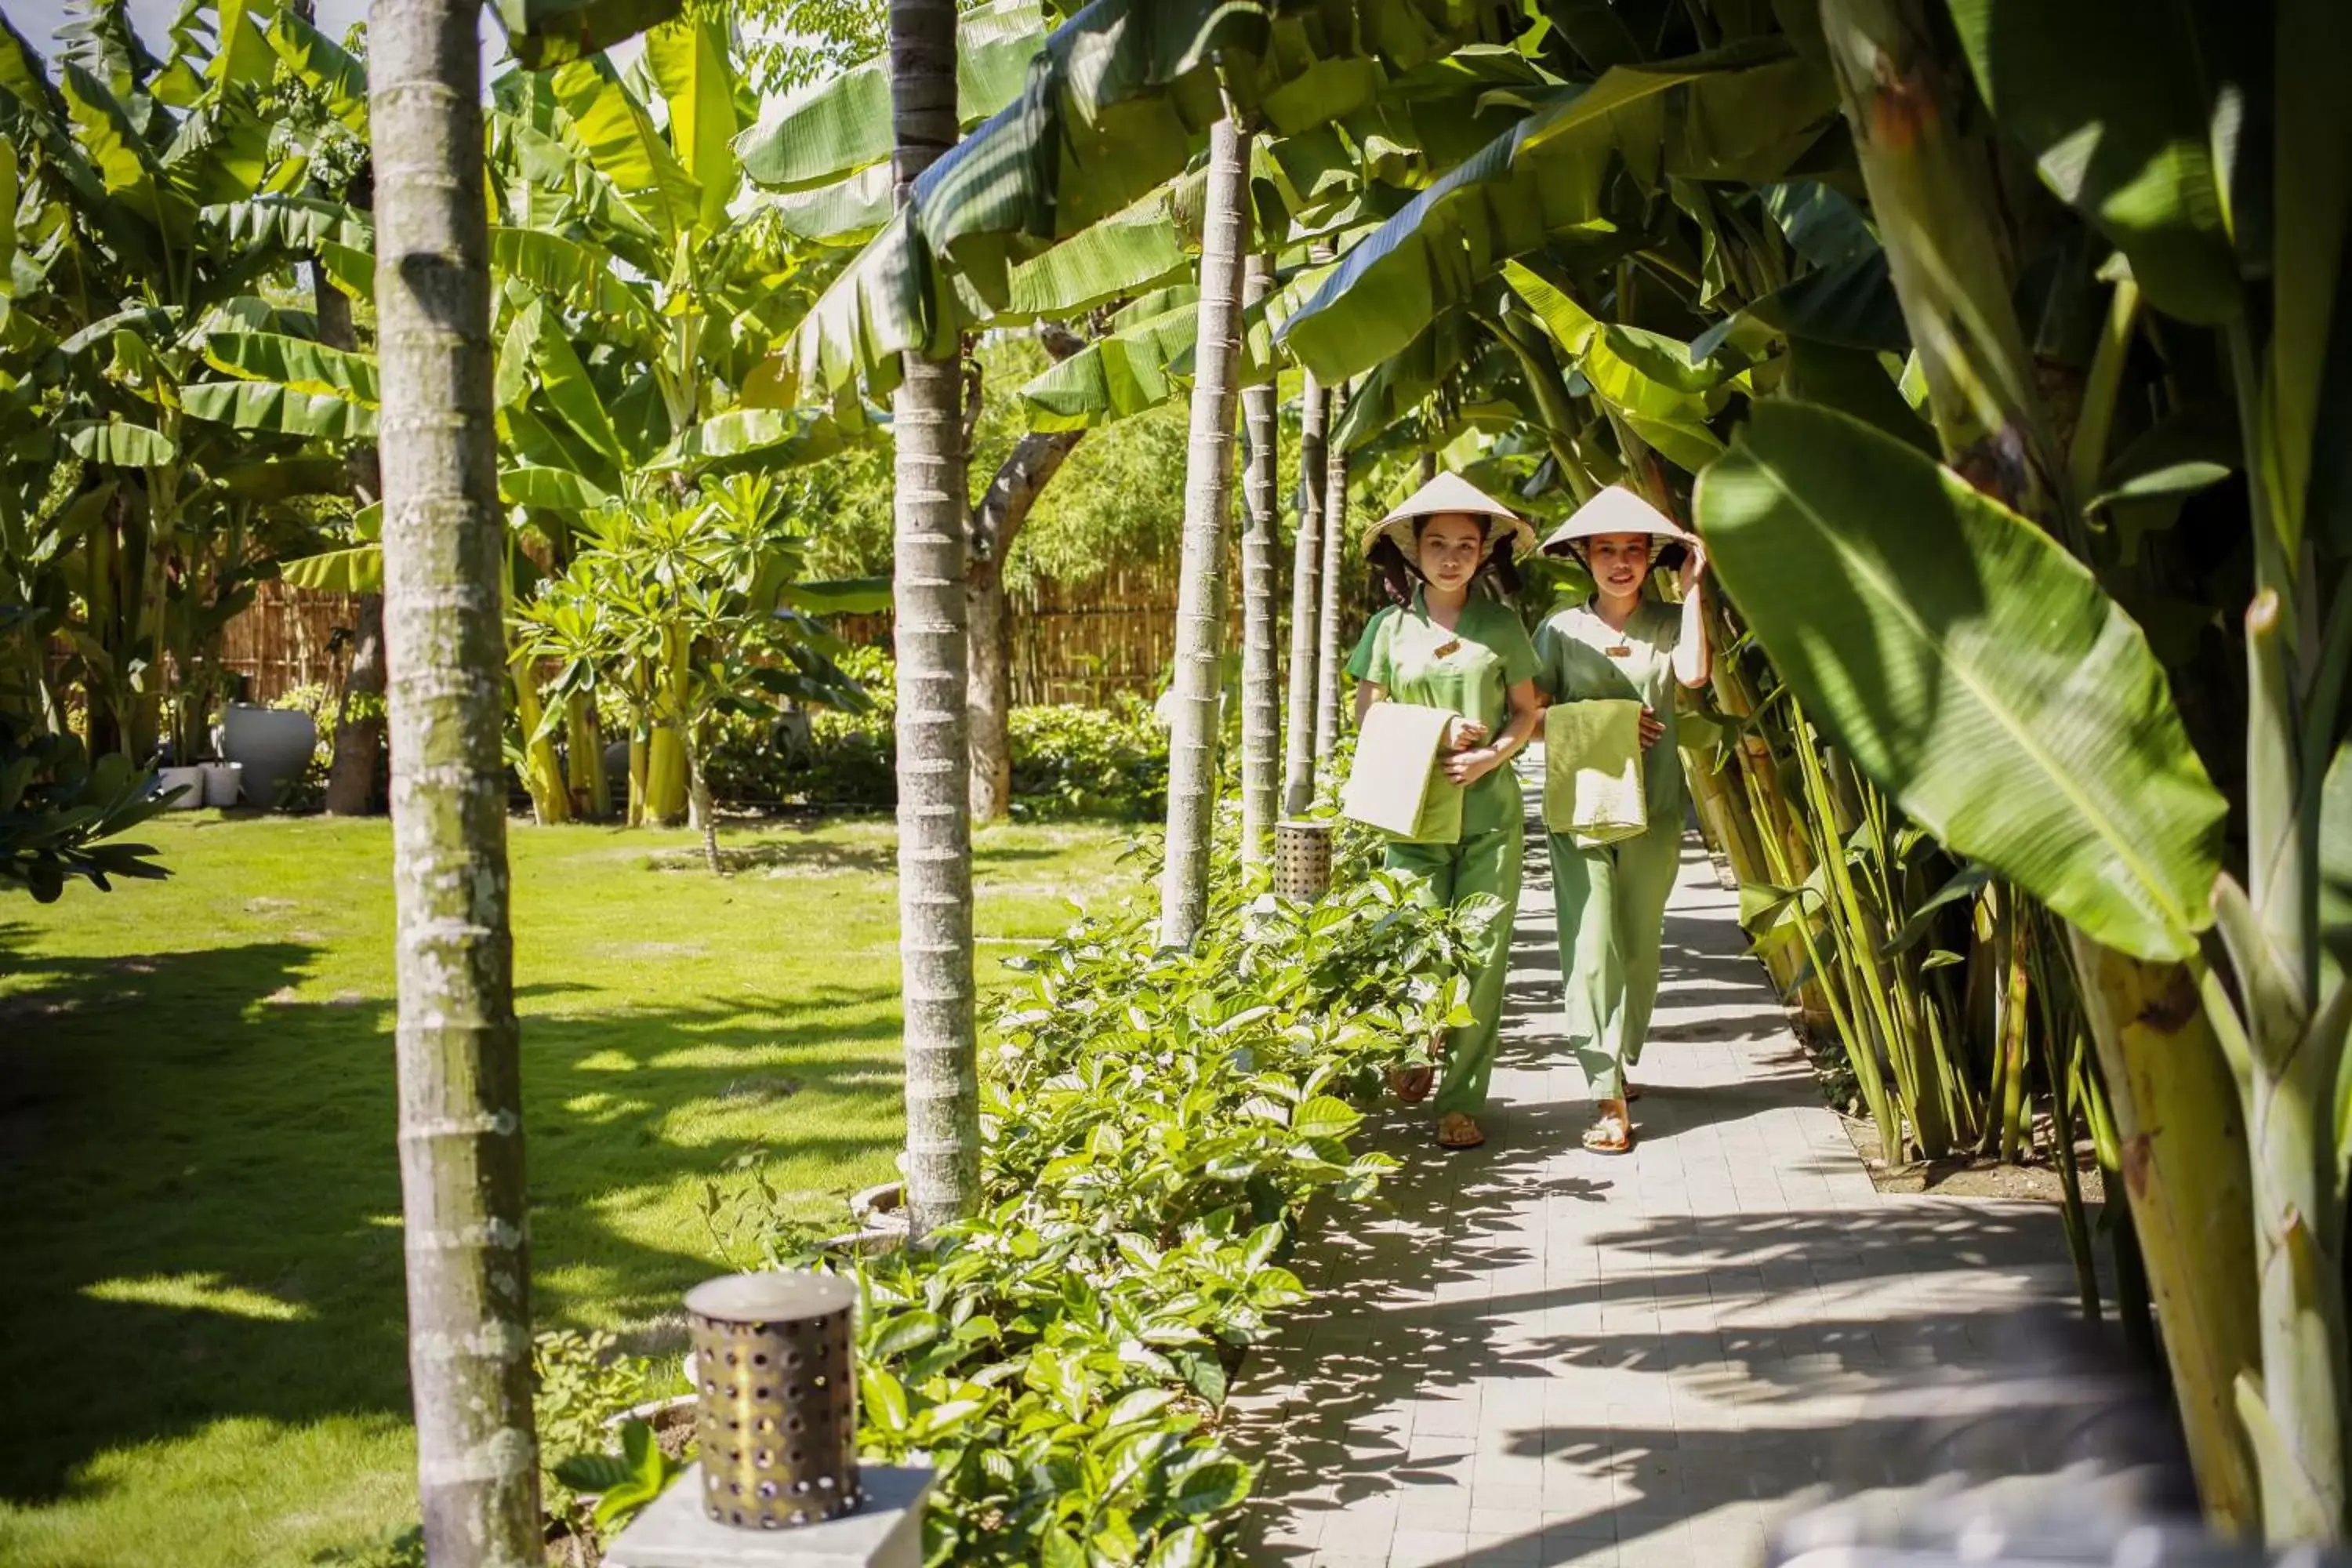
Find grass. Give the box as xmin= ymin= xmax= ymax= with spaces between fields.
xmin=0 ymin=810 xmax=1132 ymax=1567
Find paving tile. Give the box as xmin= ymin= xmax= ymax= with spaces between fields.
xmin=1229 ymin=817 xmax=2082 ymax=1567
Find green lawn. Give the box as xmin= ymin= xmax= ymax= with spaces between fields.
xmin=0 ymin=811 xmax=1128 ymax=1567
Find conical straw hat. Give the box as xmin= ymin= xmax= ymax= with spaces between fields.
xmin=1359 ymin=470 xmax=1539 ymax=561
xmin=1538 ymin=485 xmax=1697 ymax=568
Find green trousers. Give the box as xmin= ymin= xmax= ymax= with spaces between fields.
xmin=1548 ymin=816 xmax=1682 ymax=1102
xmin=1386 ymin=814 xmax=1523 ymax=1117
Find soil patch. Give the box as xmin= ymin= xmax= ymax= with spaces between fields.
xmin=1845 ymin=1117 xmax=2107 ymax=1203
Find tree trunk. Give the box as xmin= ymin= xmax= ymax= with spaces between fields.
xmin=967 ymin=385 xmax=1085 ymax=822
xmin=1280 ymin=371 xmax=1327 ymax=818
xmin=1313 ymin=387 xmax=1349 ymax=766
xmin=891 ymin=0 xmax=978 ymax=1240
xmin=367 ymin=0 xmax=539 ymax=1561
xmin=1158 ymin=111 xmax=1251 ymax=949
xmin=687 ymin=731 xmax=721 ymax=874
xmin=325 ymin=593 xmax=386 ymax=815
xmin=1236 ymin=252 xmax=1280 ymax=866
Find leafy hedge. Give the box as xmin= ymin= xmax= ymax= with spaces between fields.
xmin=829 ymin=835 xmax=1494 ymax=1565
xmin=700 ymin=650 xmax=1168 ymax=822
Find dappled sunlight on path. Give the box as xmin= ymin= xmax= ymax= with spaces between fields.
xmin=1229 ymin=784 xmax=2086 ymax=1568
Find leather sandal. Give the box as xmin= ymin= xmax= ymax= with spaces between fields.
xmin=1436 ymin=1112 xmax=1485 ymax=1149
xmin=1582 ymin=1111 xmax=1635 ymax=1156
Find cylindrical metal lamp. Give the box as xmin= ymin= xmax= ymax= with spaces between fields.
xmin=1274 ymin=819 xmax=1334 ymax=902
xmin=684 ymin=1272 xmax=862 ymax=1530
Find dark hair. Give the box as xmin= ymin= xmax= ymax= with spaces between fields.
xmin=1372 ymin=514 xmax=1523 ymax=605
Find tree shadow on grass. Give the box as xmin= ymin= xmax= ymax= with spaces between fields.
xmin=0 ymin=935 xmax=905 ymax=1508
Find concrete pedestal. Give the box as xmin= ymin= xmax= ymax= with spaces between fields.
xmin=602 ymin=1465 xmax=931 ymax=1568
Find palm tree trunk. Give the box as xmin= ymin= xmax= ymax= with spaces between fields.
xmin=1236 ymin=252 xmax=1279 ymax=866
xmin=1158 ymin=111 xmax=1251 ymax=948
xmin=1313 ymin=387 xmax=1349 ymax=767
xmin=967 ymin=413 xmax=1084 ymax=822
xmin=367 ymin=0 xmax=539 ymax=1560
xmin=1281 ymin=371 xmax=1327 ymax=818
xmin=890 ymin=0 xmax=977 ymax=1238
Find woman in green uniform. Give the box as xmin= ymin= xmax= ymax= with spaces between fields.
xmin=1345 ymin=473 xmax=1544 ymax=1151
xmin=1532 ymin=486 xmax=1712 ymax=1156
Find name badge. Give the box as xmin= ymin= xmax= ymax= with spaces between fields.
xmin=1605 ymin=644 xmax=1632 ymax=659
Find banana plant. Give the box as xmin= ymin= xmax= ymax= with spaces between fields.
xmin=1690 ymin=0 xmax=2352 ymax=1539
xmin=0 ymin=0 xmax=365 ymax=760
xmin=513 ymin=472 xmax=869 ymax=851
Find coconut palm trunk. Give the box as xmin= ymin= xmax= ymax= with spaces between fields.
xmin=1236 ymin=252 xmax=1279 ymax=865
xmin=1313 ymin=387 xmax=1349 ymax=766
xmin=1159 ymin=110 xmax=1251 ymax=947
xmin=367 ymin=0 xmax=539 ymax=1560
xmin=889 ymin=0 xmax=978 ymax=1236
xmin=1281 ymin=371 xmax=1327 ymax=818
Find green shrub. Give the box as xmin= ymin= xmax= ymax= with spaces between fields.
xmin=700 ymin=649 xmax=1171 ymax=821
xmin=1006 ymin=700 xmax=1167 ymax=821
xmin=829 ymin=849 xmax=1490 ymax=1564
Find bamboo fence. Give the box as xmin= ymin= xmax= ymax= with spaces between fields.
xmin=217 ymin=567 xmax=1299 ymax=710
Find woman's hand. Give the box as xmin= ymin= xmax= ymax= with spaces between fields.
xmin=1638 ymin=707 xmax=1664 ymax=750
xmin=1443 ymin=746 xmax=1501 ymax=786
xmin=1678 ymin=540 xmax=1708 ymax=597
xmin=1444 ymin=715 xmax=1490 ymax=752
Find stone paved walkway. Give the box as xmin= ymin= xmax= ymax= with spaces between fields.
xmin=1230 ymin=797 xmax=2089 ymax=1568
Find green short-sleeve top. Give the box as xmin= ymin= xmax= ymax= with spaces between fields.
xmin=1534 ymin=596 xmax=1686 ymax=824
xmin=1347 ymin=588 xmax=1540 ymax=833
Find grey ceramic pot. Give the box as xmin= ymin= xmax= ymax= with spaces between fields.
xmin=220 ymin=705 xmax=316 ymax=809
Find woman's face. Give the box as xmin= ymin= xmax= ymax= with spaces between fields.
xmin=1416 ymin=513 xmax=1488 ymax=591
xmin=1584 ymin=532 xmax=1654 ymax=597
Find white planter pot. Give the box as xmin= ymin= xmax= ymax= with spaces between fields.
xmin=220 ymin=705 xmax=316 ymax=810
xmin=200 ymin=760 xmax=242 ymax=808
xmin=154 ymin=765 xmax=205 ymax=810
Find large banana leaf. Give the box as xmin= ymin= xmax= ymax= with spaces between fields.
xmin=546 ymin=56 xmax=702 ymax=244
xmin=655 ymin=408 xmax=846 ymax=473
xmin=1945 ymin=0 xmax=2237 ymax=328
xmin=734 ymin=0 xmax=1050 ymax=191
xmin=280 ymin=543 xmax=383 ymax=593
xmin=1277 ymin=40 xmax=1837 ymax=383
xmin=1002 ymin=187 xmax=1191 ymax=318
xmin=62 ymin=419 xmax=176 ymax=466
xmin=1502 ymin=258 xmax=1734 ymax=423
xmin=750 ymin=0 xmax=1525 ymax=405
xmin=197 ymin=194 xmax=373 ymax=255
xmin=1694 ymin=399 xmax=2227 ymax=961
xmin=1019 ymin=304 xmax=1203 ymax=431
xmin=489 ymin=227 xmax=656 ymax=336
xmin=494 ymin=0 xmax=684 ymax=71
xmin=182 ymin=379 xmax=376 ymax=439
xmin=499 ymin=465 xmax=613 ymax=511
xmin=762 ymin=163 xmax=893 ymax=247
xmin=202 ymin=331 xmax=380 ymax=405
xmin=642 ymin=16 xmax=736 ymax=234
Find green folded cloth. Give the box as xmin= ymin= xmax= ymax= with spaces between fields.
xmin=1544 ymin=699 xmax=1646 ymax=847
xmin=1341 ymin=702 xmax=1465 ymax=844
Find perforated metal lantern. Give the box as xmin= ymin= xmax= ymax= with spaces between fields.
xmin=1274 ymin=819 xmax=1334 ymax=902
xmin=684 ymin=1272 xmax=862 ymax=1530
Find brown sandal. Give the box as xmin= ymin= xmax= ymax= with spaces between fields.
xmin=1582 ymin=1111 xmax=1635 ymax=1156
xmin=1436 ymin=1112 xmax=1485 ymax=1149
